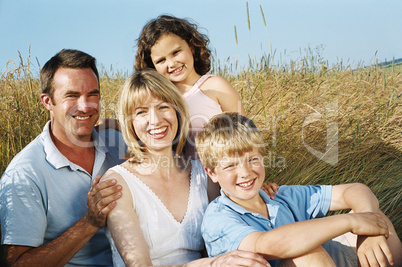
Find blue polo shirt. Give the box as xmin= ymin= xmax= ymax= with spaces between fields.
xmin=201 ymin=185 xmax=332 ymax=265
xmin=0 ymin=121 xmax=126 ymax=266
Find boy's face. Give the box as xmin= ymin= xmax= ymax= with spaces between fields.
xmin=206 ymin=148 xmax=265 ymax=204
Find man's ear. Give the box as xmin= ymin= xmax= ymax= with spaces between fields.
xmin=40 ymin=93 xmax=53 ymax=111
xmin=205 ymin=167 xmax=218 ymax=183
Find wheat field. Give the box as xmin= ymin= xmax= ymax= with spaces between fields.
xmin=1 ymin=50 xmax=401 ymax=240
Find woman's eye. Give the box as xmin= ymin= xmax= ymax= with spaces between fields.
xmin=135 ymin=110 xmax=146 ymax=116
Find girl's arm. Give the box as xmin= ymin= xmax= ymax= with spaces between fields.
xmin=201 ymin=76 xmax=246 ymax=115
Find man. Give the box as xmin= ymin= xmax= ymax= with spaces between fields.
xmin=0 ymin=49 xmax=126 ymax=266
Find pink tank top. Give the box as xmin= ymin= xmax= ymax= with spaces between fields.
xmin=183 ymin=75 xmax=223 ymax=132
xmin=183 ymin=75 xmax=223 ymax=159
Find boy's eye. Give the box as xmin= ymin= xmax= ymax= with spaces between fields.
xmin=173 ymin=50 xmax=181 ymax=55
xmin=222 ymin=164 xmax=235 ymax=170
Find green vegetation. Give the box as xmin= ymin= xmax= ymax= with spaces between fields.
xmin=1 ymin=48 xmax=401 ymax=240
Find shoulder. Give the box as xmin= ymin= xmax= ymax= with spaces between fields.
xmin=1 ymin=135 xmax=46 ymax=182
xmin=201 ymin=75 xmax=235 ymax=92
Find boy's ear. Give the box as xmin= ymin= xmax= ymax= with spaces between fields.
xmin=204 ymin=167 xmax=218 ymax=183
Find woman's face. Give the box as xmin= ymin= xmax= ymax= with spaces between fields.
xmin=132 ymin=94 xmax=178 ymax=153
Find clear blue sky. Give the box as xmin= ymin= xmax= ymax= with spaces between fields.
xmin=1 ymin=0 xmax=401 ymax=76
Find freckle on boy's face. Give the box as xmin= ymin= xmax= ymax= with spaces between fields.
xmin=209 ymin=148 xmax=265 ymax=204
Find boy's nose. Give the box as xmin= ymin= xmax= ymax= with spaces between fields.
xmin=238 ymin=164 xmax=252 ymax=178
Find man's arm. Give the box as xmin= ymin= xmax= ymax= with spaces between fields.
xmin=4 ymin=175 xmax=122 ymax=266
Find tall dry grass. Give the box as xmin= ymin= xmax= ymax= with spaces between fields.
xmin=1 ymin=50 xmax=401 ymax=239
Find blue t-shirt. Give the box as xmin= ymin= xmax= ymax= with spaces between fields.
xmin=0 ymin=121 xmax=127 ymax=266
xmin=201 ymin=185 xmax=332 ymax=265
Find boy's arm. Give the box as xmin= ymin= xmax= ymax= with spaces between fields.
xmin=329 ymin=183 xmax=401 ymax=266
xmin=328 ymin=183 xmax=379 ymax=212
xmin=238 ymin=212 xmax=388 ymax=260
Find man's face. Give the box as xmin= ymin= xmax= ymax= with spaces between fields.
xmin=42 ymin=67 xmax=100 ymax=145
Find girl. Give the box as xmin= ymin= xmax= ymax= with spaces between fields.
xmin=135 ymin=15 xmax=246 ymax=159
xmin=101 ymin=69 xmax=269 ymax=266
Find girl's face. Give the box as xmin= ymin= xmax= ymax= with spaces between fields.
xmin=150 ymin=34 xmax=197 ymax=84
xmin=132 ymin=94 xmax=178 ymax=154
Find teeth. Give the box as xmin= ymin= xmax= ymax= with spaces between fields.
xmin=75 ymin=116 xmax=90 ymax=120
xmin=238 ymin=180 xmax=254 ymax=187
xmin=172 ymin=66 xmax=183 ymax=74
xmin=149 ymin=127 xmax=167 ymax=135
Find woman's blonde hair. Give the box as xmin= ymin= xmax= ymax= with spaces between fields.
xmin=195 ymin=112 xmax=266 ymax=171
xmin=118 ymin=69 xmax=190 ymax=162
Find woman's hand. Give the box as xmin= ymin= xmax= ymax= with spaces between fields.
xmin=210 ymin=250 xmax=270 ymax=267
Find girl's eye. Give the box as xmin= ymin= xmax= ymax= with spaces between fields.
xmin=155 ymin=59 xmax=165 ymax=65
xmin=173 ymin=50 xmax=181 ymax=55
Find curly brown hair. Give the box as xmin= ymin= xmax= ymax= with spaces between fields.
xmin=134 ymin=15 xmax=211 ymax=75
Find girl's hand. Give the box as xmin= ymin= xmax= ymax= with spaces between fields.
xmin=261 ymin=183 xmax=279 ymax=200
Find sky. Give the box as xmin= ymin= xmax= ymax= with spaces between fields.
xmin=1 ymin=0 xmax=401 ymax=76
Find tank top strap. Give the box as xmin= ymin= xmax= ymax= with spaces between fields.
xmin=194 ymin=74 xmax=213 ymax=88
xmin=185 ymin=75 xmax=214 ymax=98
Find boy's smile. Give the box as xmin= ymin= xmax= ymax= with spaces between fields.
xmin=207 ymin=148 xmax=265 ymax=206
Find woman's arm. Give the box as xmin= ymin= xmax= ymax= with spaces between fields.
xmin=102 ymin=171 xmax=153 ymax=266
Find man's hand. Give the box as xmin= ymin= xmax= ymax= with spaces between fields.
xmin=86 ymin=175 xmax=122 ymax=228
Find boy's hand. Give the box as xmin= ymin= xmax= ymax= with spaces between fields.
xmin=349 ymin=212 xmax=389 ymax=238
xmin=86 ymin=175 xmax=122 ymax=228
xmin=357 ymin=235 xmax=394 ymax=267
xmin=261 ymin=183 xmax=279 ymax=200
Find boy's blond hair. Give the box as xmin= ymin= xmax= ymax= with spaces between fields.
xmin=195 ymin=112 xmax=266 ymax=171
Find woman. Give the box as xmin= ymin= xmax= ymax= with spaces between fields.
xmin=101 ymin=69 xmax=269 ymax=266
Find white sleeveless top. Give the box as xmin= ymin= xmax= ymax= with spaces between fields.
xmin=105 ymin=160 xmax=209 ymax=266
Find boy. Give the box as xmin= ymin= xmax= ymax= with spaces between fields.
xmin=195 ymin=112 xmax=402 ymax=266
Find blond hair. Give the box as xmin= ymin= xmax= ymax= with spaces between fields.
xmin=195 ymin=112 xmax=266 ymax=171
xmin=118 ymin=69 xmax=190 ymax=162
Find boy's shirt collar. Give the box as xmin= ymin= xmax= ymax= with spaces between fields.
xmin=218 ymin=189 xmax=277 ymax=215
